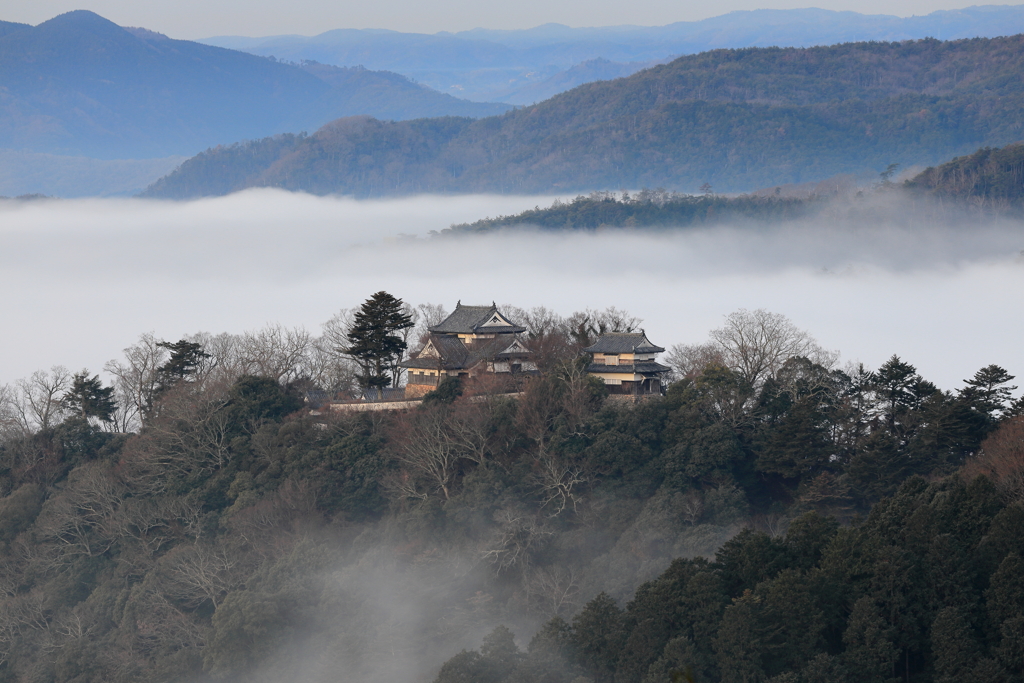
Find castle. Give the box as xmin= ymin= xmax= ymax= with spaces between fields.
xmin=401 ymin=302 xmax=669 ymax=398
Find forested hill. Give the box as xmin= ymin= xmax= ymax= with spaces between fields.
xmin=0 ymin=298 xmax=1021 ymax=683
xmin=444 ymin=144 xmax=1024 ymax=232
xmin=0 ymin=11 xmax=509 ymax=159
xmin=447 ymin=192 xmax=816 ymax=233
xmin=142 ymin=35 xmax=1024 ymax=198
xmin=906 ymin=142 xmax=1024 ymax=208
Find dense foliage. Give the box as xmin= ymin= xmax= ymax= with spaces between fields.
xmin=144 ymin=35 xmax=1024 ymax=198
xmin=447 ymin=191 xmax=813 ymax=232
xmin=437 ymin=474 xmax=1024 ymax=683
xmin=0 ymin=300 xmax=1020 ymax=683
xmin=906 ymin=143 xmax=1024 ymax=210
xmin=444 ymin=142 xmax=1024 ymax=232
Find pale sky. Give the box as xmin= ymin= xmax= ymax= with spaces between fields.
xmin=0 ymin=0 xmax=1002 ymax=39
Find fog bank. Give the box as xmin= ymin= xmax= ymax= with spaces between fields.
xmin=1 ymin=189 xmax=1022 ymax=389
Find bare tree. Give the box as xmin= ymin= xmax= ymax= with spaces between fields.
xmin=502 ymin=305 xmax=575 ymax=371
xmin=191 ymin=332 xmax=242 ymax=385
xmin=523 ymin=565 xmax=583 ymax=617
xmin=413 ymin=302 xmax=448 ymax=347
xmin=532 ymin=454 xmax=588 ymax=517
xmin=962 ymin=415 xmax=1024 ymax=502
xmin=391 ymin=406 xmax=465 ymax=500
xmin=446 ymin=399 xmax=494 ymax=465
xmin=0 ymin=384 xmax=27 ymax=442
xmin=680 ymin=490 xmax=705 ymax=526
xmin=34 ymin=463 xmax=125 ymax=563
xmin=236 ymin=324 xmax=313 ymax=383
xmin=115 ymin=495 xmax=203 ymax=561
xmin=482 ymin=507 xmax=552 ymax=573
xmin=565 ymin=306 xmax=642 ymax=347
xmin=665 ymin=342 xmax=725 ymax=382
xmin=316 ymin=308 xmax=363 ymax=395
xmin=13 ymin=366 xmax=72 ymax=432
xmin=105 ymin=333 xmax=168 ymax=431
xmin=161 ymin=543 xmax=239 ymax=609
xmin=706 ymin=309 xmax=838 ymax=388
xmin=559 ymin=360 xmax=600 ymax=436
xmin=125 ymin=377 xmax=234 ymax=489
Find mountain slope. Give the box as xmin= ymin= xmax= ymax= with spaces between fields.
xmin=906 ymin=143 xmax=1024 ymax=208
xmin=142 ymin=35 xmax=1024 ymax=199
xmin=501 ymin=57 xmax=664 ymax=105
xmin=201 ymin=5 xmax=1024 ymax=102
xmin=0 ymin=11 xmax=510 ymax=159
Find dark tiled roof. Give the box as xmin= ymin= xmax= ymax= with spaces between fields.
xmin=429 ymin=303 xmax=526 ymax=334
xmin=587 ymin=362 xmax=670 ymax=375
xmin=583 ymin=332 xmax=665 ymax=354
xmin=401 ymin=333 xmax=530 ymax=371
xmin=403 ymin=358 xmax=446 ymax=370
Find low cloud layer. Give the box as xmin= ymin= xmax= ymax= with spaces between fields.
xmin=2 ymin=189 xmax=1022 ymax=391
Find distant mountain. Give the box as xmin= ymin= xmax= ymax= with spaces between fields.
xmin=501 ymin=57 xmax=667 ymax=105
xmin=0 ymin=11 xmax=510 ymax=159
xmin=0 ymin=19 xmax=29 ymax=38
xmin=142 ymin=35 xmax=1024 ymax=199
xmin=0 ymin=150 xmax=185 ymax=198
xmin=295 ymin=62 xmax=509 ymax=118
xmin=201 ymin=4 xmax=1024 ymax=102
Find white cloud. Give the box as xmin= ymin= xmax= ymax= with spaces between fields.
xmin=1 ymin=189 xmax=1022 ymax=392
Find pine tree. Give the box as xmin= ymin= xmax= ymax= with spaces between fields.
xmin=62 ymin=371 xmax=117 ymax=422
xmin=345 ymin=291 xmax=414 ymax=392
xmin=156 ymin=339 xmax=210 ymax=389
xmin=961 ymin=365 xmax=1017 ymax=421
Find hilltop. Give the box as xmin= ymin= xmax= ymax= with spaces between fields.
xmin=0 ymin=300 xmax=1020 ymax=683
xmin=143 ymin=35 xmax=1024 ymax=198
xmin=0 ymin=11 xmax=509 ymax=159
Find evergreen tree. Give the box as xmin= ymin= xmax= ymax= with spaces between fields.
xmin=569 ymin=593 xmax=626 ymax=683
xmin=156 ymin=339 xmax=210 ymax=389
xmin=961 ymin=365 xmax=1018 ymax=421
xmin=345 ymin=291 xmax=414 ymax=392
xmin=872 ymin=356 xmax=925 ymax=437
xmin=61 ymin=371 xmax=116 ymax=422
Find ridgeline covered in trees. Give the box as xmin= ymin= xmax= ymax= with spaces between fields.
xmin=446 ymin=144 xmax=1024 ymax=233
xmin=141 ymin=35 xmax=1024 ymax=199
xmin=0 ymin=296 xmax=1021 ymax=683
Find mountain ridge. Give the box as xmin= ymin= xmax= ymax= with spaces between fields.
xmin=0 ymin=10 xmax=510 ymax=159
xmin=142 ymin=35 xmax=1024 ymax=199
xmin=200 ymin=5 xmax=1024 ymax=102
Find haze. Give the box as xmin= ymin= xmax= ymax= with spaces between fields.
xmin=0 ymin=0 xmax=1004 ymax=38
xmin=1 ymin=191 xmax=1022 ymax=393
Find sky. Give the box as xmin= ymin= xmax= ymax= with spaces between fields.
xmin=0 ymin=0 xmax=1003 ymax=38
xmin=1 ymin=190 xmax=1022 ymax=395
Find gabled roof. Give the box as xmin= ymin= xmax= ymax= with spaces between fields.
xmin=401 ymin=333 xmax=531 ymax=371
xmin=429 ymin=302 xmax=526 ymax=335
xmin=583 ymin=332 xmax=665 ymax=354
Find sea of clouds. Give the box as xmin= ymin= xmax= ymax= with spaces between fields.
xmin=2 ymin=188 xmax=1023 ymax=392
